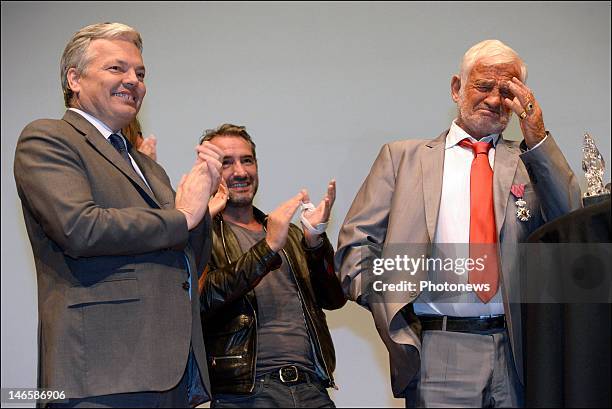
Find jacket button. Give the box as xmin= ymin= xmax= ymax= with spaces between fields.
xmin=182 ymin=281 xmax=190 ymax=291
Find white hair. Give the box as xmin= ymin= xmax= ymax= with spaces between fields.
xmin=459 ymin=39 xmax=527 ymax=87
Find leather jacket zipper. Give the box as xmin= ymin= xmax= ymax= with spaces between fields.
xmin=212 ymin=355 xmax=243 ymax=366
xmin=219 ymin=219 xmax=259 ymax=393
xmin=244 ymin=297 xmax=258 ymax=392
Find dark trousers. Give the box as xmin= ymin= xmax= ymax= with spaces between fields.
xmin=211 ymin=373 xmax=335 ymax=408
xmin=47 ymin=361 xmax=191 ymax=408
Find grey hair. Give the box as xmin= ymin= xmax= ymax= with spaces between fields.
xmin=459 ymin=39 xmax=527 ymax=87
xmin=60 ymin=22 xmax=143 ymax=107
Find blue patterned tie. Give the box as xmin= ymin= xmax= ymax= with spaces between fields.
xmin=108 ymin=133 xmax=132 ymax=165
xmin=108 ymin=133 xmax=152 ymax=195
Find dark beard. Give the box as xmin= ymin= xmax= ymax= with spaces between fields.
xmin=226 ymin=179 xmax=258 ymax=208
xmin=226 ymin=195 xmax=254 ymax=208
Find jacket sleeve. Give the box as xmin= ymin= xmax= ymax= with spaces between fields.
xmin=188 ymin=212 xmax=213 ymax=279
xmin=13 ymin=120 xmax=189 ymax=258
xmin=301 ymin=232 xmax=346 ymax=310
xmin=200 ymin=238 xmax=281 ymax=317
xmin=520 ymin=133 xmax=582 ymax=221
xmin=334 ymin=143 xmax=395 ymax=306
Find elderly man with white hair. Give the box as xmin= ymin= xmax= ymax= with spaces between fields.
xmin=336 ymin=39 xmax=581 ymax=407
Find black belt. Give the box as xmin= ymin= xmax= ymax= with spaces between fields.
xmin=262 ymin=366 xmax=314 ymax=385
xmin=419 ymin=315 xmax=506 ymax=333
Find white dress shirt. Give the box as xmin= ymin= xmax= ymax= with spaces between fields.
xmin=414 ymin=120 xmax=505 ymax=317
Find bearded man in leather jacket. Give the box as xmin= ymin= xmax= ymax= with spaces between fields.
xmin=198 ymin=124 xmax=346 ymax=408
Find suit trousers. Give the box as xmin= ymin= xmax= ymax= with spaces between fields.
xmin=46 ymin=351 xmax=196 ymax=408
xmin=405 ymin=328 xmax=523 ymax=408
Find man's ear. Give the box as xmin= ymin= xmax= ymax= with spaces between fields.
xmin=450 ymin=75 xmax=461 ymax=103
xmin=66 ymin=67 xmax=81 ymax=96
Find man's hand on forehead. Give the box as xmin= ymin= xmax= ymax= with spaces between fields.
xmin=503 ymin=77 xmax=547 ymax=148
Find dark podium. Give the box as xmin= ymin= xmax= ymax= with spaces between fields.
xmin=523 ymin=198 xmax=611 ymax=408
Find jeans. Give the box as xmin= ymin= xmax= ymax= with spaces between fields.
xmin=211 ymin=373 xmax=335 ymax=408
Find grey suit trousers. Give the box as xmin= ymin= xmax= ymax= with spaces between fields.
xmin=406 ymin=329 xmax=523 ymax=408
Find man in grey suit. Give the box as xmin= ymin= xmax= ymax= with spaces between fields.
xmin=336 ymin=39 xmax=582 ymax=407
xmin=13 ymin=22 xmax=223 ymax=407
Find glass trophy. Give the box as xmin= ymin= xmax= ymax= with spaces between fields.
xmin=582 ymin=132 xmax=611 ymax=206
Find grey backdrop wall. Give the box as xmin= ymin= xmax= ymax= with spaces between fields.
xmin=2 ymin=2 xmax=610 ymax=407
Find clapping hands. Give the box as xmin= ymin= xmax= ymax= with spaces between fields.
xmin=301 ymin=179 xmax=336 ymax=247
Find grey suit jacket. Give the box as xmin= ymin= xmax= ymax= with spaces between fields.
xmin=335 ymin=130 xmax=582 ymax=397
xmin=14 ymin=110 xmax=211 ymax=401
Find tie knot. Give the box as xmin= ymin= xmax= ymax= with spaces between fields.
xmin=459 ymin=138 xmax=492 ymax=156
xmin=109 ymin=133 xmax=127 ymax=153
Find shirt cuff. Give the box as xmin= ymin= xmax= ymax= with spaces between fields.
xmin=528 ymin=133 xmax=548 ymax=151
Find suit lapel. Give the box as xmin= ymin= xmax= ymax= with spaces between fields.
xmin=62 ymin=111 xmax=162 ymax=208
xmin=421 ymin=131 xmax=447 ymax=242
xmin=493 ymin=137 xmax=520 ymax=236
xmin=130 ymin=151 xmax=173 ymax=208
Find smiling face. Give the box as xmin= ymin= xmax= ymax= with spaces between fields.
xmin=209 ymin=135 xmax=259 ymax=208
xmin=67 ymin=38 xmax=146 ymax=132
xmin=451 ymin=59 xmax=521 ymax=139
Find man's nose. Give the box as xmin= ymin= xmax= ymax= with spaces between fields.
xmin=123 ymin=68 xmax=139 ymax=89
xmin=484 ymin=88 xmax=503 ymax=107
xmin=232 ymin=162 xmax=248 ymax=177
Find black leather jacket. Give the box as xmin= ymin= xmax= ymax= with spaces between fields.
xmin=200 ymin=208 xmax=346 ymax=395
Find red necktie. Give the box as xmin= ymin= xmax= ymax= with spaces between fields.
xmin=458 ymin=138 xmax=499 ymax=303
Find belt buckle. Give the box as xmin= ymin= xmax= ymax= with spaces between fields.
xmin=279 ymin=365 xmax=299 ymax=383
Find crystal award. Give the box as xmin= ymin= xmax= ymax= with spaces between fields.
xmin=582 ymin=132 xmax=610 ymax=206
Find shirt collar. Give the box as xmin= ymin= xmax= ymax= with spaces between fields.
xmin=446 ymin=120 xmax=500 ymax=149
xmin=69 ymin=108 xmax=126 ymax=143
